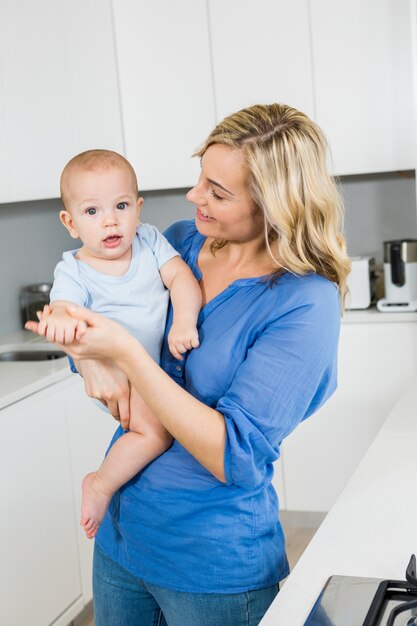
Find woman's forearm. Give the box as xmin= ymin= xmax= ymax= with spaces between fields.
xmin=117 ymin=342 xmax=227 ymax=482
xmin=75 ymin=358 xmax=131 ymax=428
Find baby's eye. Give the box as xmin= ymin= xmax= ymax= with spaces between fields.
xmin=86 ymin=208 xmax=96 ymax=215
xmin=117 ymin=202 xmax=128 ymax=210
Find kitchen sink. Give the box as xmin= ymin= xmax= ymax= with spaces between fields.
xmin=0 ymin=345 xmax=67 ymax=362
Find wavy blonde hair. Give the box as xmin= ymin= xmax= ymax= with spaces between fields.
xmin=195 ymin=103 xmax=351 ymax=308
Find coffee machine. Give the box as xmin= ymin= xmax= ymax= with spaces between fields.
xmin=377 ymin=239 xmax=417 ymax=312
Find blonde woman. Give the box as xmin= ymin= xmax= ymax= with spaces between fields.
xmin=28 ymin=103 xmax=350 ymax=626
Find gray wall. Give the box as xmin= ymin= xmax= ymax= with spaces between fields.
xmin=340 ymin=171 xmax=417 ymax=260
xmin=0 ymin=191 xmax=195 ymax=335
xmin=0 ymin=173 xmax=416 ymax=335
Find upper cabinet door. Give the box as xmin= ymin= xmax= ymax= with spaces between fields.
xmin=208 ymin=0 xmax=315 ymax=123
xmin=0 ymin=0 xmax=123 ymax=203
xmin=0 ymin=81 xmax=13 ymax=203
xmin=310 ymin=0 xmax=415 ymax=175
xmin=112 ymin=0 xmax=216 ymax=191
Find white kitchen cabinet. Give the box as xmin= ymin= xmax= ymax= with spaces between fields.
xmin=63 ymin=376 xmax=118 ymax=603
xmin=0 ymin=383 xmax=82 ymax=626
xmin=111 ymin=0 xmax=216 ymax=191
xmin=310 ymin=0 xmax=415 ymax=175
xmin=208 ymin=0 xmax=315 ymax=122
xmin=0 ymin=0 xmax=123 ymax=204
xmin=281 ymin=319 xmax=417 ymax=512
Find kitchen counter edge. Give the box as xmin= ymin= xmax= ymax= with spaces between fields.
xmin=260 ymin=374 xmax=417 ymax=625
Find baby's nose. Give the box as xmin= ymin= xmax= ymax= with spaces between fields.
xmin=103 ymin=210 xmax=118 ymax=225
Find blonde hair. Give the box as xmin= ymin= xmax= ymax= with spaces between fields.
xmin=195 ymin=103 xmax=351 ymax=308
xmin=60 ymin=149 xmax=139 ymax=209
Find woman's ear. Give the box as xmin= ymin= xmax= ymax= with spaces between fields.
xmin=59 ymin=210 xmax=79 ymax=239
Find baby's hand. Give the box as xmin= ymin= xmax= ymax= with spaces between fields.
xmin=168 ymin=321 xmax=200 ymax=361
xmin=37 ymin=307 xmax=84 ymax=345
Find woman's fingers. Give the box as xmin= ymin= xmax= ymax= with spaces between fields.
xmin=106 ymin=397 xmax=121 ymax=422
xmin=75 ymin=320 xmax=88 ymax=340
xmin=118 ymin=394 xmax=131 ymax=430
xmin=66 ymin=305 xmax=98 ymax=327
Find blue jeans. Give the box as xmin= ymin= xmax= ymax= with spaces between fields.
xmin=93 ymin=543 xmax=279 ymax=626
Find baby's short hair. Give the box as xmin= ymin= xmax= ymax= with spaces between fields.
xmin=60 ymin=149 xmax=138 ymax=209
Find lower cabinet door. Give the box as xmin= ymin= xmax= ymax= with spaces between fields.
xmin=63 ymin=375 xmax=119 ymax=603
xmin=0 ymin=384 xmax=81 ymax=626
xmin=281 ymin=321 xmax=417 ymax=512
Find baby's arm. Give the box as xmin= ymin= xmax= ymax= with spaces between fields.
xmin=37 ymin=300 xmax=86 ymax=344
xmin=159 ymin=256 xmax=202 ymax=360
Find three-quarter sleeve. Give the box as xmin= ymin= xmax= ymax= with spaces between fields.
xmin=218 ymin=289 xmax=340 ymax=490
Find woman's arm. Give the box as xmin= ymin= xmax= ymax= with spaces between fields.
xmin=75 ymin=358 xmax=131 ymax=429
xmin=26 ymin=307 xmax=132 ymax=429
xmin=28 ymin=307 xmax=227 ymax=482
xmin=117 ymin=339 xmax=227 ymax=482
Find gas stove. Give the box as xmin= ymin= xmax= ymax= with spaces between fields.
xmin=304 ymin=555 xmax=417 ymax=626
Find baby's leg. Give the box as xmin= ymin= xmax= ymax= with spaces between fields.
xmin=81 ymin=388 xmax=173 ymax=539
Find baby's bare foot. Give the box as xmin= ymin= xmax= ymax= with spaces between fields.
xmin=81 ymin=472 xmax=113 ymax=539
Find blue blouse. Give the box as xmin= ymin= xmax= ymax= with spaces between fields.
xmin=96 ymin=220 xmax=341 ymax=593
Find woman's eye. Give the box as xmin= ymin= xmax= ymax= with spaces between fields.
xmin=210 ymin=189 xmax=224 ymax=201
xmin=117 ymin=202 xmax=128 ymax=210
xmin=86 ymin=208 xmax=96 ymax=215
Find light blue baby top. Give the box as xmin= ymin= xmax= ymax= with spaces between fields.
xmin=95 ymin=220 xmax=342 ymax=594
xmin=50 ymin=223 xmax=179 ymax=363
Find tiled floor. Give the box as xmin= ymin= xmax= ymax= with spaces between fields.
xmin=284 ymin=524 xmax=318 ymax=572
xmin=71 ymin=525 xmax=317 ymax=626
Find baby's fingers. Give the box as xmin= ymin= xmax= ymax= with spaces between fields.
xmin=46 ymin=325 xmax=57 ymax=344
xmin=54 ymin=327 xmax=66 ymax=345
xmin=37 ymin=318 xmax=48 ymax=337
xmin=169 ymin=342 xmax=186 ymax=361
xmin=190 ymin=335 xmax=200 ymax=349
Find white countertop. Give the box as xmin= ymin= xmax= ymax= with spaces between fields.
xmin=343 ymin=306 xmax=417 ymax=323
xmin=0 ymin=330 xmax=71 ymax=409
xmin=260 ymin=375 xmax=417 ymax=625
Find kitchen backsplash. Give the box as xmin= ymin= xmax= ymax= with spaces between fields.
xmin=0 ymin=172 xmax=415 ymax=335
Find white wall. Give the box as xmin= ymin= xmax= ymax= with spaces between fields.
xmin=0 ymin=172 xmax=415 ymax=335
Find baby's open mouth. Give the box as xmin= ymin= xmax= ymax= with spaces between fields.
xmin=103 ymin=235 xmax=121 ymax=247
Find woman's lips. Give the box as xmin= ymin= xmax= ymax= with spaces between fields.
xmin=197 ymin=207 xmax=215 ymax=222
xmin=103 ymin=235 xmax=121 ymax=248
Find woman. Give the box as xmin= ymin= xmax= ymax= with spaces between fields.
xmin=31 ymin=103 xmax=350 ymax=626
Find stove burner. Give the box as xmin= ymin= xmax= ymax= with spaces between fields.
xmin=364 ymin=555 xmax=417 ymax=626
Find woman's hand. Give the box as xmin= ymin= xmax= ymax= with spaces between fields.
xmin=76 ymin=359 xmax=131 ymax=429
xmin=26 ymin=305 xmax=132 ymax=363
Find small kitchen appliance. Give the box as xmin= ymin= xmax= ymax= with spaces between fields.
xmin=304 ymin=554 xmax=417 ymax=626
xmin=346 ymin=256 xmax=375 ymax=310
xmin=377 ymin=239 xmax=417 ymax=312
xmin=20 ymin=282 xmax=52 ymax=326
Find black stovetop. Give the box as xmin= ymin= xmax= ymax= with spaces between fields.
xmin=304 ymin=555 xmax=417 ymax=626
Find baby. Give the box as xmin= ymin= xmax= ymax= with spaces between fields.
xmin=36 ymin=149 xmax=201 ymax=539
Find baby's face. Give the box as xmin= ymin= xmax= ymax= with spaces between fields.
xmin=61 ymin=166 xmax=142 ymax=262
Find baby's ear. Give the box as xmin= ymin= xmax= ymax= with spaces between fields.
xmin=59 ymin=210 xmax=79 ymax=239
xmin=135 ymin=197 xmax=144 ymax=225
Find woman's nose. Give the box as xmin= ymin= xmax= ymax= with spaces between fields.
xmin=187 ymin=183 xmax=205 ymax=206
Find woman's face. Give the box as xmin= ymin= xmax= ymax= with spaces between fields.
xmin=186 ymin=144 xmax=265 ymax=243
